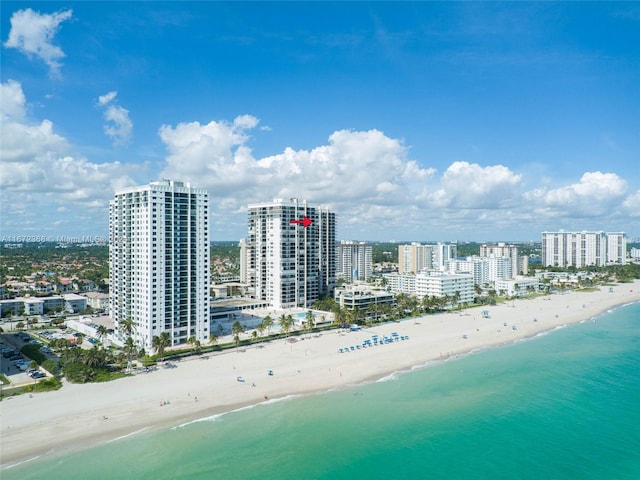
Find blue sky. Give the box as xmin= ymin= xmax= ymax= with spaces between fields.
xmin=1 ymin=2 xmax=638 ymax=242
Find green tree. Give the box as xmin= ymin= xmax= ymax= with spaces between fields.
xmin=152 ymin=332 xmax=171 ymax=362
xmin=123 ymin=336 xmax=137 ymax=372
xmin=119 ymin=318 xmax=136 ymax=338
xmin=279 ymin=314 xmax=294 ymax=338
xmin=304 ymin=310 xmax=315 ymax=335
xmin=96 ymin=325 xmax=108 ymax=344
xmin=232 ymin=321 xmax=244 ymax=351
xmin=263 ymin=315 xmax=274 ymax=335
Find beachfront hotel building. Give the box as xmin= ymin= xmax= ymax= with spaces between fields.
xmin=336 ymin=240 xmax=373 ymax=282
xmin=109 ymin=180 xmax=210 ymax=350
xmin=241 ymin=198 xmax=336 ymax=309
xmin=541 ymin=231 xmax=627 ymax=268
xmin=415 ymin=272 xmax=474 ymax=306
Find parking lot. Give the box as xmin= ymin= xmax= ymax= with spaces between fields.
xmin=1 ymin=332 xmax=53 ymax=389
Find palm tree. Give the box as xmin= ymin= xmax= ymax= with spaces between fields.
xmin=96 ymin=325 xmax=108 ymax=344
xmin=123 ymin=336 xmax=137 ymax=372
xmin=263 ymin=315 xmax=274 ymax=335
xmin=152 ymin=331 xmax=171 ymax=362
xmin=304 ymin=310 xmax=315 ymax=335
xmin=452 ymin=291 xmax=461 ymax=310
xmin=119 ymin=317 xmax=136 ymax=339
xmin=209 ymin=333 xmax=218 ymax=349
xmin=232 ymin=321 xmax=244 ymax=351
xmin=280 ymin=314 xmax=294 ymax=338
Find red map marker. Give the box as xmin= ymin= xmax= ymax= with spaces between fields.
xmin=290 ymin=216 xmax=313 ymax=227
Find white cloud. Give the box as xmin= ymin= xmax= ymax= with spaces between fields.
xmin=525 ymin=171 xmax=628 ymax=218
xmin=623 ymin=190 xmax=640 ymax=217
xmin=97 ymin=91 xmax=133 ymax=146
xmin=0 ymin=80 xmax=136 ymax=234
xmin=158 ymin=115 xmax=640 ymax=239
xmin=425 ymin=161 xmax=522 ymax=209
xmin=98 ymin=91 xmax=118 ymax=106
xmin=3 ymin=8 xmax=73 ymax=76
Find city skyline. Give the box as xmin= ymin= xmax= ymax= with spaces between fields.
xmin=1 ymin=2 xmax=639 ymax=242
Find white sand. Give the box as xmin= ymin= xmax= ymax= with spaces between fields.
xmin=2 ymin=282 xmax=639 ymax=466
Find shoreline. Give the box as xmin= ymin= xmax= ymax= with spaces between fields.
xmin=2 ymin=282 xmax=639 ymax=468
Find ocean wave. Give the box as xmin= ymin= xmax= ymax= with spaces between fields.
xmin=173 ymin=395 xmax=302 ymax=429
xmin=106 ymin=427 xmax=151 ymax=443
xmin=2 ymin=455 xmax=41 ymax=470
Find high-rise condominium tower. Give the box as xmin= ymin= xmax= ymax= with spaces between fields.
xmin=241 ymin=198 xmax=336 ymax=309
xmin=336 ymin=241 xmax=373 ymax=282
xmin=541 ymin=231 xmax=627 ymax=268
xmin=109 ymin=180 xmax=210 ymax=350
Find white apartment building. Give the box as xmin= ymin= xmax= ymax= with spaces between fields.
xmin=433 ymin=242 xmax=458 ymax=270
xmin=109 ymin=180 xmax=210 ymax=350
xmin=542 ymin=231 xmax=626 ymax=267
xmin=447 ymin=257 xmax=489 ymax=287
xmin=336 ymin=241 xmax=372 ymax=282
xmin=494 ymin=277 xmax=540 ymax=297
xmin=241 ymin=198 xmax=336 ymax=309
xmin=480 ymin=243 xmax=528 ymax=275
xmin=415 ymin=272 xmax=474 ymax=306
xmin=384 ymin=272 xmax=417 ymax=296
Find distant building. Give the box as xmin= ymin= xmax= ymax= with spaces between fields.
xmin=398 ymin=242 xmax=457 ymax=274
xmin=479 ymin=243 xmax=528 ymax=276
xmin=542 ymin=231 xmax=626 ymax=267
xmin=109 ymin=180 xmax=210 ymax=350
xmin=398 ymin=243 xmax=433 ymax=274
xmin=241 ymin=198 xmax=336 ymax=309
xmin=336 ymin=241 xmax=372 ymax=282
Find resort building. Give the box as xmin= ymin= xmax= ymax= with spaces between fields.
xmin=415 ymin=272 xmax=474 ymax=306
xmin=542 ymin=231 xmax=627 ymax=267
xmin=334 ymin=284 xmax=395 ymax=311
xmin=241 ymin=198 xmax=336 ymax=309
xmin=109 ymin=180 xmax=210 ymax=350
xmin=494 ymin=277 xmax=540 ymax=297
xmin=336 ymin=241 xmax=372 ymax=282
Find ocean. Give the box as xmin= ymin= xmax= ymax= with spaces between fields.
xmin=4 ymin=302 xmax=639 ymax=479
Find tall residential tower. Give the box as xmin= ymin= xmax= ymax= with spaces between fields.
xmin=109 ymin=180 xmax=210 ymax=350
xmin=241 ymin=198 xmax=336 ymax=309
xmin=542 ymin=231 xmax=626 ymax=268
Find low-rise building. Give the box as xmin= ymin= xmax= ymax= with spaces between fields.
xmin=415 ymin=272 xmax=474 ymax=306
xmin=82 ymin=292 xmax=109 ymax=311
xmin=63 ymin=293 xmax=87 ymax=313
xmin=334 ymin=284 xmax=395 ymax=311
xmin=494 ymin=277 xmax=540 ymax=296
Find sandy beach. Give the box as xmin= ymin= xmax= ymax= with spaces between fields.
xmin=2 ymin=282 xmax=639 ymax=467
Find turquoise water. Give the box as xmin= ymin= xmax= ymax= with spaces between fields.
xmin=4 ymin=303 xmax=640 ymax=479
